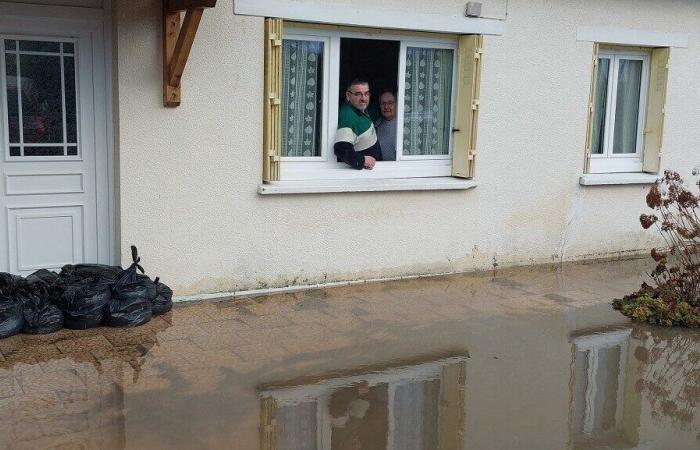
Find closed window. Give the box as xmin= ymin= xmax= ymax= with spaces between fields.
xmin=584 ymin=45 xmax=670 ymax=174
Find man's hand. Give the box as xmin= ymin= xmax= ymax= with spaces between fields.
xmin=363 ymin=155 xmax=376 ymax=170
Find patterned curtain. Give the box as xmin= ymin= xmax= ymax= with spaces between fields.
xmin=403 ymin=47 xmax=454 ymax=156
xmin=282 ymin=40 xmax=323 ymax=157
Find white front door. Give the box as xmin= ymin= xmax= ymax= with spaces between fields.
xmin=0 ymin=15 xmax=110 ymax=275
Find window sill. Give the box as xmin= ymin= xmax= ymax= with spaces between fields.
xmin=579 ymin=173 xmax=659 ymax=186
xmin=258 ymin=177 xmax=477 ymax=195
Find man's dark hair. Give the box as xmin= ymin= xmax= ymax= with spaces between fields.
xmin=379 ymin=88 xmax=396 ymax=98
xmin=346 ymin=78 xmax=369 ymax=92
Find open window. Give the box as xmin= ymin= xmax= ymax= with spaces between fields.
xmin=263 ymin=19 xmax=483 ymax=183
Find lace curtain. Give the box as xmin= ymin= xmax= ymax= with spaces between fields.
xmin=403 ymin=47 xmax=454 ymax=156
xmin=282 ymin=40 xmax=323 ymax=157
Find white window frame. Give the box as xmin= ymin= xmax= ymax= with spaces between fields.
xmin=259 ymin=356 xmax=466 ymax=449
xmin=571 ymin=329 xmax=631 ymax=439
xmin=590 ymin=50 xmax=650 ymax=174
xmin=280 ymin=27 xmax=458 ymax=181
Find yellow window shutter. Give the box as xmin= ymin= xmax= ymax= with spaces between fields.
xmin=642 ymin=47 xmax=670 ymax=174
xmin=583 ymin=43 xmax=600 ymax=174
xmin=263 ymin=18 xmax=283 ymax=182
xmin=452 ymin=35 xmax=483 ymax=179
xmin=259 ymin=396 xmax=278 ymax=450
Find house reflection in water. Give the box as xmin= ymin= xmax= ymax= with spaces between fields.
xmin=258 ymin=356 xmax=467 ymax=450
xmin=569 ymin=328 xmax=642 ymax=450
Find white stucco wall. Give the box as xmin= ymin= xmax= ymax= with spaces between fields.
xmin=114 ymin=0 xmax=700 ymax=295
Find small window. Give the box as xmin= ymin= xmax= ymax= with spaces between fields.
xmin=589 ymin=50 xmax=649 ymax=173
xmin=262 ymin=19 xmax=483 ymax=183
xmin=584 ymin=45 xmax=670 ymax=175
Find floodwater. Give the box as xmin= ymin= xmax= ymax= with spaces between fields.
xmin=1 ymin=258 xmax=699 ymax=450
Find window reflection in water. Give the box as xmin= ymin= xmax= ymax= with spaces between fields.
xmin=570 ymin=329 xmax=635 ymax=449
xmin=259 ymin=356 xmax=466 ymax=450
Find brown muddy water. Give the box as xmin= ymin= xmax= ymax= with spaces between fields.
xmin=1 ymin=258 xmax=699 ymax=449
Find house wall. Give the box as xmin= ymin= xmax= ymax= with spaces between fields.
xmin=113 ymin=0 xmax=700 ymax=296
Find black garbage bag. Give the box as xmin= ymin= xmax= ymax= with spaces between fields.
xmin=0 ymin=273 xmax=25 ymax=338
xmin=0 ymin=273 xmax=22 ymax=297
xmin=27 ymin=269 xmax=67 ymax=305
xmin=60 ymin=277 xmax=112 ymax=329
xmin=60 ymin=263 xmax=122 ymax=284
xmin=15 ymin=279 xmax=63 ymax=335
xmin=0 ymin=294 xmax=23 ymax=339
xmin=106 ymin=246 xmax=152 ymax=328
xmin=151 ymin=277 xmax=173 ymax=315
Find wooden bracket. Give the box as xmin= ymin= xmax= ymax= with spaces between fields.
xmin=163 ymin=0 xmax=217 ymax=107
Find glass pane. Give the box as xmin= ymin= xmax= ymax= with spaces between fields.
xmin=403 ymin=47 xmax=454 ymax=156
xmin=9 ymin=146 xmax=20 ymax=156
xmin=613 ymin=59 xmax=643 ymax=154
xmin=281 ymin=40 xmax=324 ymax=157
xmin=5 ymin=53 xmax=20 ymax=143
xmin=19 ymin=54 xmax=64 ymax=143
xmin=393 ymin=379 xmax=440 ymax=450
xmin=19 ymin=40 xmax=60 ymax=53
xmin=64 ymin=56 xmax=77 ymax=143
xmin=23 ymin=146 xmax=64 ymax=156
xmin=593 ymin=346 xmax=621 ymax=433
xmin=4 ymin=40 xmax=17 ymax=51
xmin=572 ymin=350 xmax=589 ymax=437
xmin=591 ymin=58 xmax=610 ymax=155
xmin=276 ymin=402 xmax=318 ymax=450
xmin=329 ymin=383 xmax=388 ymax=449
xmin=67 ymin=145 xmax=77 ymax=156
xmin=62 ymin=42 xmax=75 ymax=54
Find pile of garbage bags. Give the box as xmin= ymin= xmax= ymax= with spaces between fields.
xmin=0 ymin=246 xmax=172 ymax=339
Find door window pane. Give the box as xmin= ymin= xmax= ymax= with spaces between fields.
xmin=23 ymin=146 xmax=64 ymax=156
xmin=282 ymin=39 xmax=323 ymax=157
xmin=591 ymin=58 xmax=610 ymax=155
xmin=4 ymin=52 xmax=20 ymax=143
xmin=20 ymin=54 xmax=63 ymax=143
xmin=19 ymin=40 xmax=60 ymax=53
xmin=403 ymin=47 xmax=454 ymax=156
xmin=3 ymin=39 xmax=79 ymax=157
xmin=612 ymin=59 xmax=643 ymax=154
xmin=64 ymin=56 xmax=77 ymax=143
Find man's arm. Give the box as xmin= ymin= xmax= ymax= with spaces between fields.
xmin=334 ymin=141 xmax=365 ymax=170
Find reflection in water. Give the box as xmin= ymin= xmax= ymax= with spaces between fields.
xmin=1 ymin=259 xmax=700 ymax=449
xmin=570 ymin=326 xmax=700 ymax=449
xmin=259 ymin=356 xmax=466 ymax=450
xmin=570 ymin=329 xmax=635 ymax=449
xmin=633 ymin=327 xmax=700 ymax=430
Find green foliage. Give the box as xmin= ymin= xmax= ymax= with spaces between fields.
xmin=613 ymin=293 xmax=700 ymax=327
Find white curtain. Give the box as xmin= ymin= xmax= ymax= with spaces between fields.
xmin=392 ymin=380 xmax=439 ymax=449
xmin=276 ymin=402 xmax=318 ymax=450
xmin=282 ymin=40 xmax=323 ymax=157
xmin=403 ymin=47 xmax=454 ymax=156
xmin=612 ymin=59 xmax=643 ymax=154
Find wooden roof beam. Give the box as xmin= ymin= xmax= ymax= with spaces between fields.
xmin=163 ymin=0 xmax=217 ymax=107
xmin=167 ymin=0 xmax=216 ymax=12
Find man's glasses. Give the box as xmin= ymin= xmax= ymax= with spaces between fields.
xmin=348 ymin=91 xmax=370 ymax=98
